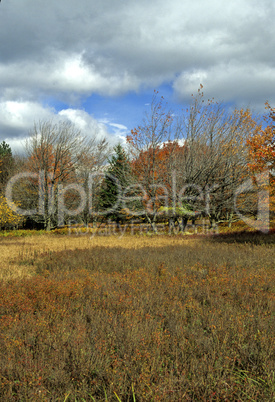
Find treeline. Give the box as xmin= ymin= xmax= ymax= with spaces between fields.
xmin=0 ymin=87 xmax=274 ymax=231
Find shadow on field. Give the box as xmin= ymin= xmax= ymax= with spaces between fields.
xmin=35 ymin=235 xmax=275 ymax=275
xmin=207 ymin=228 xmax=275 ymax=245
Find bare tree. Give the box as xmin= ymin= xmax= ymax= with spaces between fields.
xmin=174 ymin=88 xmax=258 ymax=227
xmin=76 ymin=137 xmax=110 ymax=225
xmin=21 ymin=120 xmax=107 ymax=230
xmin=128 ymin=87 xmax=258 ymax=231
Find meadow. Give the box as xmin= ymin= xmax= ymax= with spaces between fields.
xmin=0 ymin=227 xmax=274 ymax=401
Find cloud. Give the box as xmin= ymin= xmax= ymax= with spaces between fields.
xmin=0 ymin=100 xmax=123 ymax=154
xmin=107 ymin=123 xmax=129 ymax=144
xmin=58 ymin=108 xmax=118 ymax=143
xmin=0 ymin=100 xmax=53 ymax=153
xmin=0 ymin=52 xmax=140 ymax=103
xmin=57 ymin=109 xmax=129 ymax=147
xmin=0 ymin=101 xmax=54 ymax=136
xmin=173 ymin=62 xmax=275 ymax=109
xmin=0 ymin=0 xmax=274 ymax=105
xmin=0 ymin=0 xmax=275 ymax=146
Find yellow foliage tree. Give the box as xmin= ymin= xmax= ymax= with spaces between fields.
xmin=0 ymin=195 xmax=24 ymax=230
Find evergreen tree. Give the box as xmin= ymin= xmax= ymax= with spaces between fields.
xmin=99 ymin=144 xmax=134 ymax=224
xmin=0 ymin=141 xmax=14 ymax=192
xmin=0 ymin=141 xmax=12 ymax=157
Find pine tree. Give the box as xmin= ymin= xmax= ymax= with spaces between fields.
xmin=98 ymin=144 xmax=133 ymax=224
xmin=0 ymin=141 xmax=14 ymax=192
xmin=0 ymin=141 xmax=12 ymax=157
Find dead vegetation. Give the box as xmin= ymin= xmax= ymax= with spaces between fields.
xmin=0 ymin=230 xmax=274 ymax=400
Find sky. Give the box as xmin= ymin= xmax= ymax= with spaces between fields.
xmin=0 ymin=0 xmax=275 ymax=154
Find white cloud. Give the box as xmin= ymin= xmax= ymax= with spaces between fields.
xmin=108 ymin=123 xmax=128 ymax=133
xmin=0 ymin=0 xmax=275 ymax=146
xmin=0 ymin=52 xmax=140 ymax=102
xmin=0 ymin=101 xmax=122 ymax=154
xmin=107 ymin=123 xmax=129 ymax=145
xmin=58 ymin=108 xmax=112 ymax=141
xmin=50 ymin=54 xmax=140 ymax=96
xmin=0 ymin=101 xmax=54 ymax=132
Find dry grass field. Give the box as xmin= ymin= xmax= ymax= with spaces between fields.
xmin=0 ymin=229 xmax=274 ymax=401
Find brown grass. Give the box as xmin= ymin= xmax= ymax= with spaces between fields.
xmin=0 ymin=230 xmax=274 ymax=401
xmin=0 ymin=233 xmax=201 ymax=280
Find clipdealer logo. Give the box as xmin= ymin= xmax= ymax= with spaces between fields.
xmin=5 ymin=169 xmax=271 ymax=233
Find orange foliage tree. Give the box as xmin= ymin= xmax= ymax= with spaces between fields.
xmin=247 ymin=102 xmax=275 ymax=173
xmin=131 ymin=141 xmax=185 ymax=206
xmin=127 ymin=92 xmax=183 ymax=230
xmin=246 ymin=102 xmax=275 ymax=220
